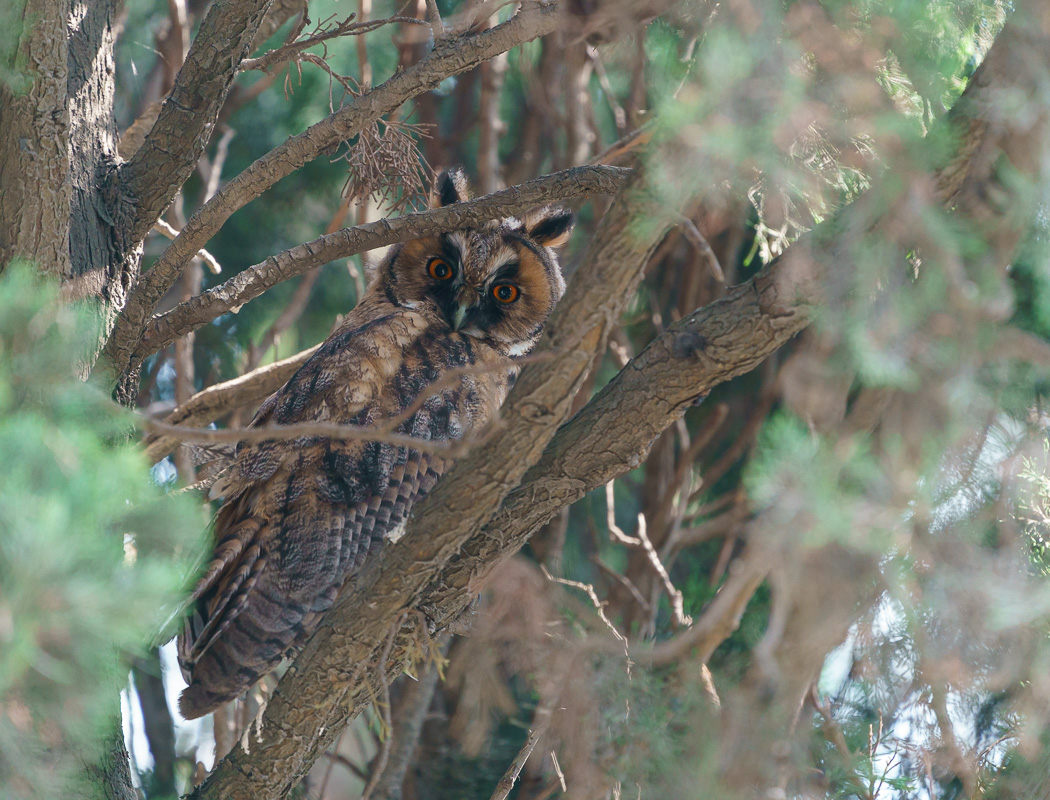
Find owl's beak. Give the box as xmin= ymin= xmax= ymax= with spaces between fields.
xmin=451 ymin=286 xmax=479 ymax=331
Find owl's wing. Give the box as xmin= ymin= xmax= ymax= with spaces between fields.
xmin=178 ymin=441 xmax=448 ymax=718
xmin=177 ymin=310 xmax=459 ymax=718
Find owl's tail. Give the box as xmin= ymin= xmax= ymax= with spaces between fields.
xmin=178 ymin=604 xmax=324 ymax=719
xmin=179 ymin=681 xmax=239 ymax=721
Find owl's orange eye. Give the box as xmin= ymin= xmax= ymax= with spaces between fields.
xmin=492 ymin=284 xmax=519 ymax=304
xmin=428 ymin=257 xmax=453 ymax=281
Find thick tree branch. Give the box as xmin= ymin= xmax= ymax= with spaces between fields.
xmin=0 ymin=0 xmax=71 ymax=278
xmin=133 ymin=165 xmax=630 ymax=362
xmin=120 ymin=0 xmax=273 ymax=248
xmin=103 ymin=0 xmax=561 ymax=381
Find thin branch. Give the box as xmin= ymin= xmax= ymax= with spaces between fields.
xmin=200 ymin=126 xmax=236 ymax=204
xmin=360 ymin=617 xmax=404 ymax=800
xmin=242 ymin=14 xmax=429 ymax=73
xmin=357 ymin=0 xmax=373 ymax=89
xmin=608 ymin=481 xmax=693 ymax=627
xmin=642 ymin=544 xmax=771 ymax=666
xmin=542 ymin=566 xmax=628 ymax=651
xmin=368 ymin=641 xmax=444 ymax=799
xmin=143 ymin=344 xmax=321 ymax=464
xmin=590 ymin=556 xmax=652 ymax=616
xmin=241 ymin=14 xmax=356 ymax=72
xmin=319 ymin=749 xmax=369 ymax=782
xmin=143 ymin=416 xmax=481 ymax=457
xmin=550 ymin=750 xmax=566 ymax=793
xmin=635 ymin=514 xmax=692 ymax=629
xmin=489 ymin=696 xmax=556 ymax=800
xmin=133 ymin=166 xmax=630 ymax=362
xmin=152 ymin=219 xmax=221 ymax=275
xmin=424 ymin=0 xmax=444 ymax=44
xmin=676 ymin=213 xmax=725 ymax=283
xmin=605 ymin=482 xmax=641 ymax=545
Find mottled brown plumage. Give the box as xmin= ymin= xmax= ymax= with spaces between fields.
xmin=177 ymin=169 xmax=574 ymax=719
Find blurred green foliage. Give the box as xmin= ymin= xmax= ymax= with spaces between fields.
xmin=0 ymin=264 xmax=204 ymax=798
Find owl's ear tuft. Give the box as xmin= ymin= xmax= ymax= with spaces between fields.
xmin=432 ymin=168 xmax=470 ymax=208
xmin=524 ymin=207 xmax=575 ymax=248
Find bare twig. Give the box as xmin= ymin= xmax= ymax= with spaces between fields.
xmin=199 ymin=126 xmax=236 ymax=205
xmin=317 ymin=730 xmax=347 ymax=798
xmin=368 ymin=641 xmax=444 ymax=799
xmin=239 ymin=14 xmax=427 ymax=73
xmin=144 ymin=416 xmax=483 ymax=457
xmin=635 ymin=515 xmax=692 ymax=629
xmin=319 ymin=748 xmax=369 ymax=782
xmin=588 ymin=46 xmax=627 ymax=134
xmin=608 ymin=481 xmax=692 ymax=627
xmin=152 ymin=219 xmax=222 ymax=275
xmin=550 ymin=750 xmax=566 ymax=793
xmin=590 ymin=557 xmax=652 ymax=616
xmin=357 ymin=0 xmax=373 ymax=89
xmin=360 ymin=616 xmax=404 ymax=800
xmin=424 ymin=0 xmax=444 ymax=43
xmin=477 ymin=13 xmax=508 ymax=194
xmin=489 ymin=696 xmax=556 ymax=800
xmin=642 ymin=544 xmax=770 ymax=666
xmin=543 ymin=567 xmax=628 ymax=650
xmin=676 ymin=213 xmax=725 ymax=282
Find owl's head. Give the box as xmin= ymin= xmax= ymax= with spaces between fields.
xmin=374 ymin=168 xmax=574 ymax=357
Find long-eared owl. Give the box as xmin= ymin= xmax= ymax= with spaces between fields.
xmin=177 ymin=169 xmax=574 ymax=719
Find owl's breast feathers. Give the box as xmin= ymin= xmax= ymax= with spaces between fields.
xmin=177 ymin=300 xmax=510 ymax=719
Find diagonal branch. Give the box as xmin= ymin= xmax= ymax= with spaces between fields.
xmin=132 ymin=165 xmax=630 ymax=362
xmin=103 ymin=0 xmax=561 ymax=382
xmin=142 ymin=344 xmax=320 ymax=464
xmin=120 ymin=0 xmax=274 ymax=249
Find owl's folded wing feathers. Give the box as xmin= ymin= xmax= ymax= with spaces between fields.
xmin=177 ymin=308 xmax=459 ymax=718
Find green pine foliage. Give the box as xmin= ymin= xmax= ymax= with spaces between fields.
xmin=0 ymin=264 xmax=205 ymax=798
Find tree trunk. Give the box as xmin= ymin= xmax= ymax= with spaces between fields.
xmin=2 ymin=1 xmax=137 ymax=792
xmin=2 ymin=0 xmax=135 ymax=356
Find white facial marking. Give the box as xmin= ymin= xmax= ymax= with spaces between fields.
xmin=448 ymin=232 xmax=471 ymax=264
xmin=487 ymin=246 xmax=518 ymax=276
xmin=506 ymin=340 xmax=533 ymax=357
